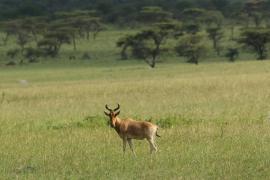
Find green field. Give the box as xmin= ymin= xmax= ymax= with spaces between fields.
xmin=1 ymin=59 xmax=270 ymax=179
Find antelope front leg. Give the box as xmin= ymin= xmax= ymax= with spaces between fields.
xmin=122 ymin=138 xmax=127 ymax=154
xmin=127 ymin=138 xmax=136 ymax=156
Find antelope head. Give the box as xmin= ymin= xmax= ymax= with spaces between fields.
xmin=104 ymin=104 xmax=120 ymax=128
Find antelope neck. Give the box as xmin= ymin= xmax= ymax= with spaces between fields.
xmin=113 ymin=117 xmax=122 ymax=134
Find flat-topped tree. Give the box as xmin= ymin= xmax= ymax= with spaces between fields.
xmin=227 ymin=12 xmax=246 ymax=40
xmin=68 ymin=16 xmax=103 ymax=40
xmin=206 ymin=27 xmax=224 ymax=56
xmin=37 ymin=25 xmax=72 ymax=57
xmin=117 ymin=35 xmax=137 ymax=60
xmin=244 ymin=0 xmax=267 ymax=27
xmin=59 ymin=27 xmax=77 ymax=50
xmin=44 ymin=30 xmax=71 ymax=49
xmin=2 ymin=20 xmax=33 ymax=53
xmin=183 ymin=23 xmax=200 ymax=35
xmin=238 ymin=28 xmax=270 ymax=60
xmin=181 ymin=8 xmax=206 ymax=25
xmin=64 ymin=26 xmax=80 ymax=50
xmin=203 ymin=10 xmax=224 ymax=28
xmin=138 ymin=6 xmax=173 ymax=25
xmin=0 ymin=17 xmax=48 ymax=47
xmin=53 ymin=10 xmax=103 ymax=43
xmin=16 ymin=31 xmax=32 ymax=52
xmin=0 ymin=20 xmax=20 ymax=45
xmin=175 ymin=34 xmax=208 ymax=65
xmin=85 ymin=18 xmax=103 ymax=40
xmin=117 ymin=21 xmax=182 ymax=68
xmin=181 ymin=8 xmax=206 ymax=35
xmin=47 ymin=20 xmax=78 ymax=50
xmin=19 ymin=17 xmax=46 ymax=42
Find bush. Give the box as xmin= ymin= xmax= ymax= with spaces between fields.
xmin=225 ymin=48 xmax=239 ymax=62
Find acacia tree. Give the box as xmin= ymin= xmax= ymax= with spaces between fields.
xmin=138 ymin=6 xmax=173 ymax=24
xmin=83 ymin=18 xmax=103 ymax=40
xmin=175 ymin=34 xmax=207 ymax=64
xmin=203 ymin=10 xmax=224 ymax=28
xmin=181 ymin=8 xmax=205 ymax=25
xmin=117 ymin=35 xmax=138 ymax=60
xmin=1 ymin=18 xmax=46 ymax=63
xmin=54 ymin=10 xmax=103 ymax=41
xmin=181 ymin=8 xmax=205 ymax=35
xmin=227 ymin=12 xmax=246 ymax=40
xmin=16 ymin=30 xmax=32 ymax=51
xmin=73 ymin=17 xmax=103 ymax=40
xmin=0 ymin=20 xmax=20 ymax=45
xmin=244 ymin=0 xmax=267 ymax=27
xmin=206 ymin=27 xmax=224 ymax=55
xmin=3 ymin=20 xmax=33 ymax=61
xmin=20 ymin=18 xmax=43 ymax=42
xmin=37 ymin=29 xmax=71 ymax=57
xmin=182 ymin=23 xmax=200 ymax=34
xmin=238 ymin=28 xmax=270 ymax=60
xmin=1 ymin=17 xmax=46 ymax=45
xmin=117 ymin=22 xmax=181 ymax=68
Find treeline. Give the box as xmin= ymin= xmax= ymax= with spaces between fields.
xmin=0 ymin=0 xmax=268 ymax=23
xmin=1 ymin=0 xmax=270 ymax=67
xmin=113 ymin=0 xmax=270 ymax=67
xmin=0 ymin=10 xmax=103 ymax=64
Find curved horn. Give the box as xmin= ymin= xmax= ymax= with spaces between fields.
xmin=113 ymin=104 xmax=120 ymax=112
xmin=105 ymin=104 xmax=112 ymax=112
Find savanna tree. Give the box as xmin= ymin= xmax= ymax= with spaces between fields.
xmin=48 ymin=19 xmax=79 ymax=50
xmin=0 ymin=20 xmax=20 ymax=45
xmin=203 ymin=10 xmax=224 ymax=28
xmin=206 ymin=27 xmax=224 ymax=55
xmin=181 ymin=8 xmax=205 ymax=25
xmin=183 ymin=23 xmax=200 ymax=34
xmin=175 ymin=34 xmax=207 ymax=64
xmin=238 ymin=28 xmax=270 ymax=60
xmin=138 ymin=6 xmax=173 ymax=24
xmin=181 ymin=8 xmax=206 ymax=35
xmin=243 ymin=0 xmax=267 ymax=27
xmin=37 ymin=28 xmax=71 ymax=57
xmin=54 ymin=10 xmax=103 ymax=41
xmin=117 ymin=22 xmax=181 ymax=68
xmin=117 ymin=35 xmax=138 ymax=60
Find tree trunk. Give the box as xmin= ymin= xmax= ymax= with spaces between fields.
xmin=257 ymin=46 xmax=266 ymax=60
xmin=230 ymin=26 xmax=234 ymax=40
xmin=150 ymin=57 xmax=156 ymax=68
xmin=72 ymin=35 xmax=77 ymax=51
xmin=3 ymin=33 xmax=9 ymax=45
xmin=121 ymin=45 xmax=128 ymax=60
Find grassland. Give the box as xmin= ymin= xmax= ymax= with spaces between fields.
xmin=1 ymin=60 xmax=270 ymax=179
xmin=1 ymin=29 xmax=270 ymax=179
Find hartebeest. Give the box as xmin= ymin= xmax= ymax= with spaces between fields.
xmin=104 ymin=104 xmax=160 ymax=155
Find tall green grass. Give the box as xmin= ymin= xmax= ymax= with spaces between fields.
xmin=1 ymin=60 xmax=270 ymax=179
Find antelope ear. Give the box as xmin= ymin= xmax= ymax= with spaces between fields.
xmin=115 ymin=111 xmax=120 ymax=116
xmin=104 ymin=111 xmax=110 ymax=116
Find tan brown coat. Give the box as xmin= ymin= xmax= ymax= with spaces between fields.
xmin=104 ymin=104 xmax=160 ymax=155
